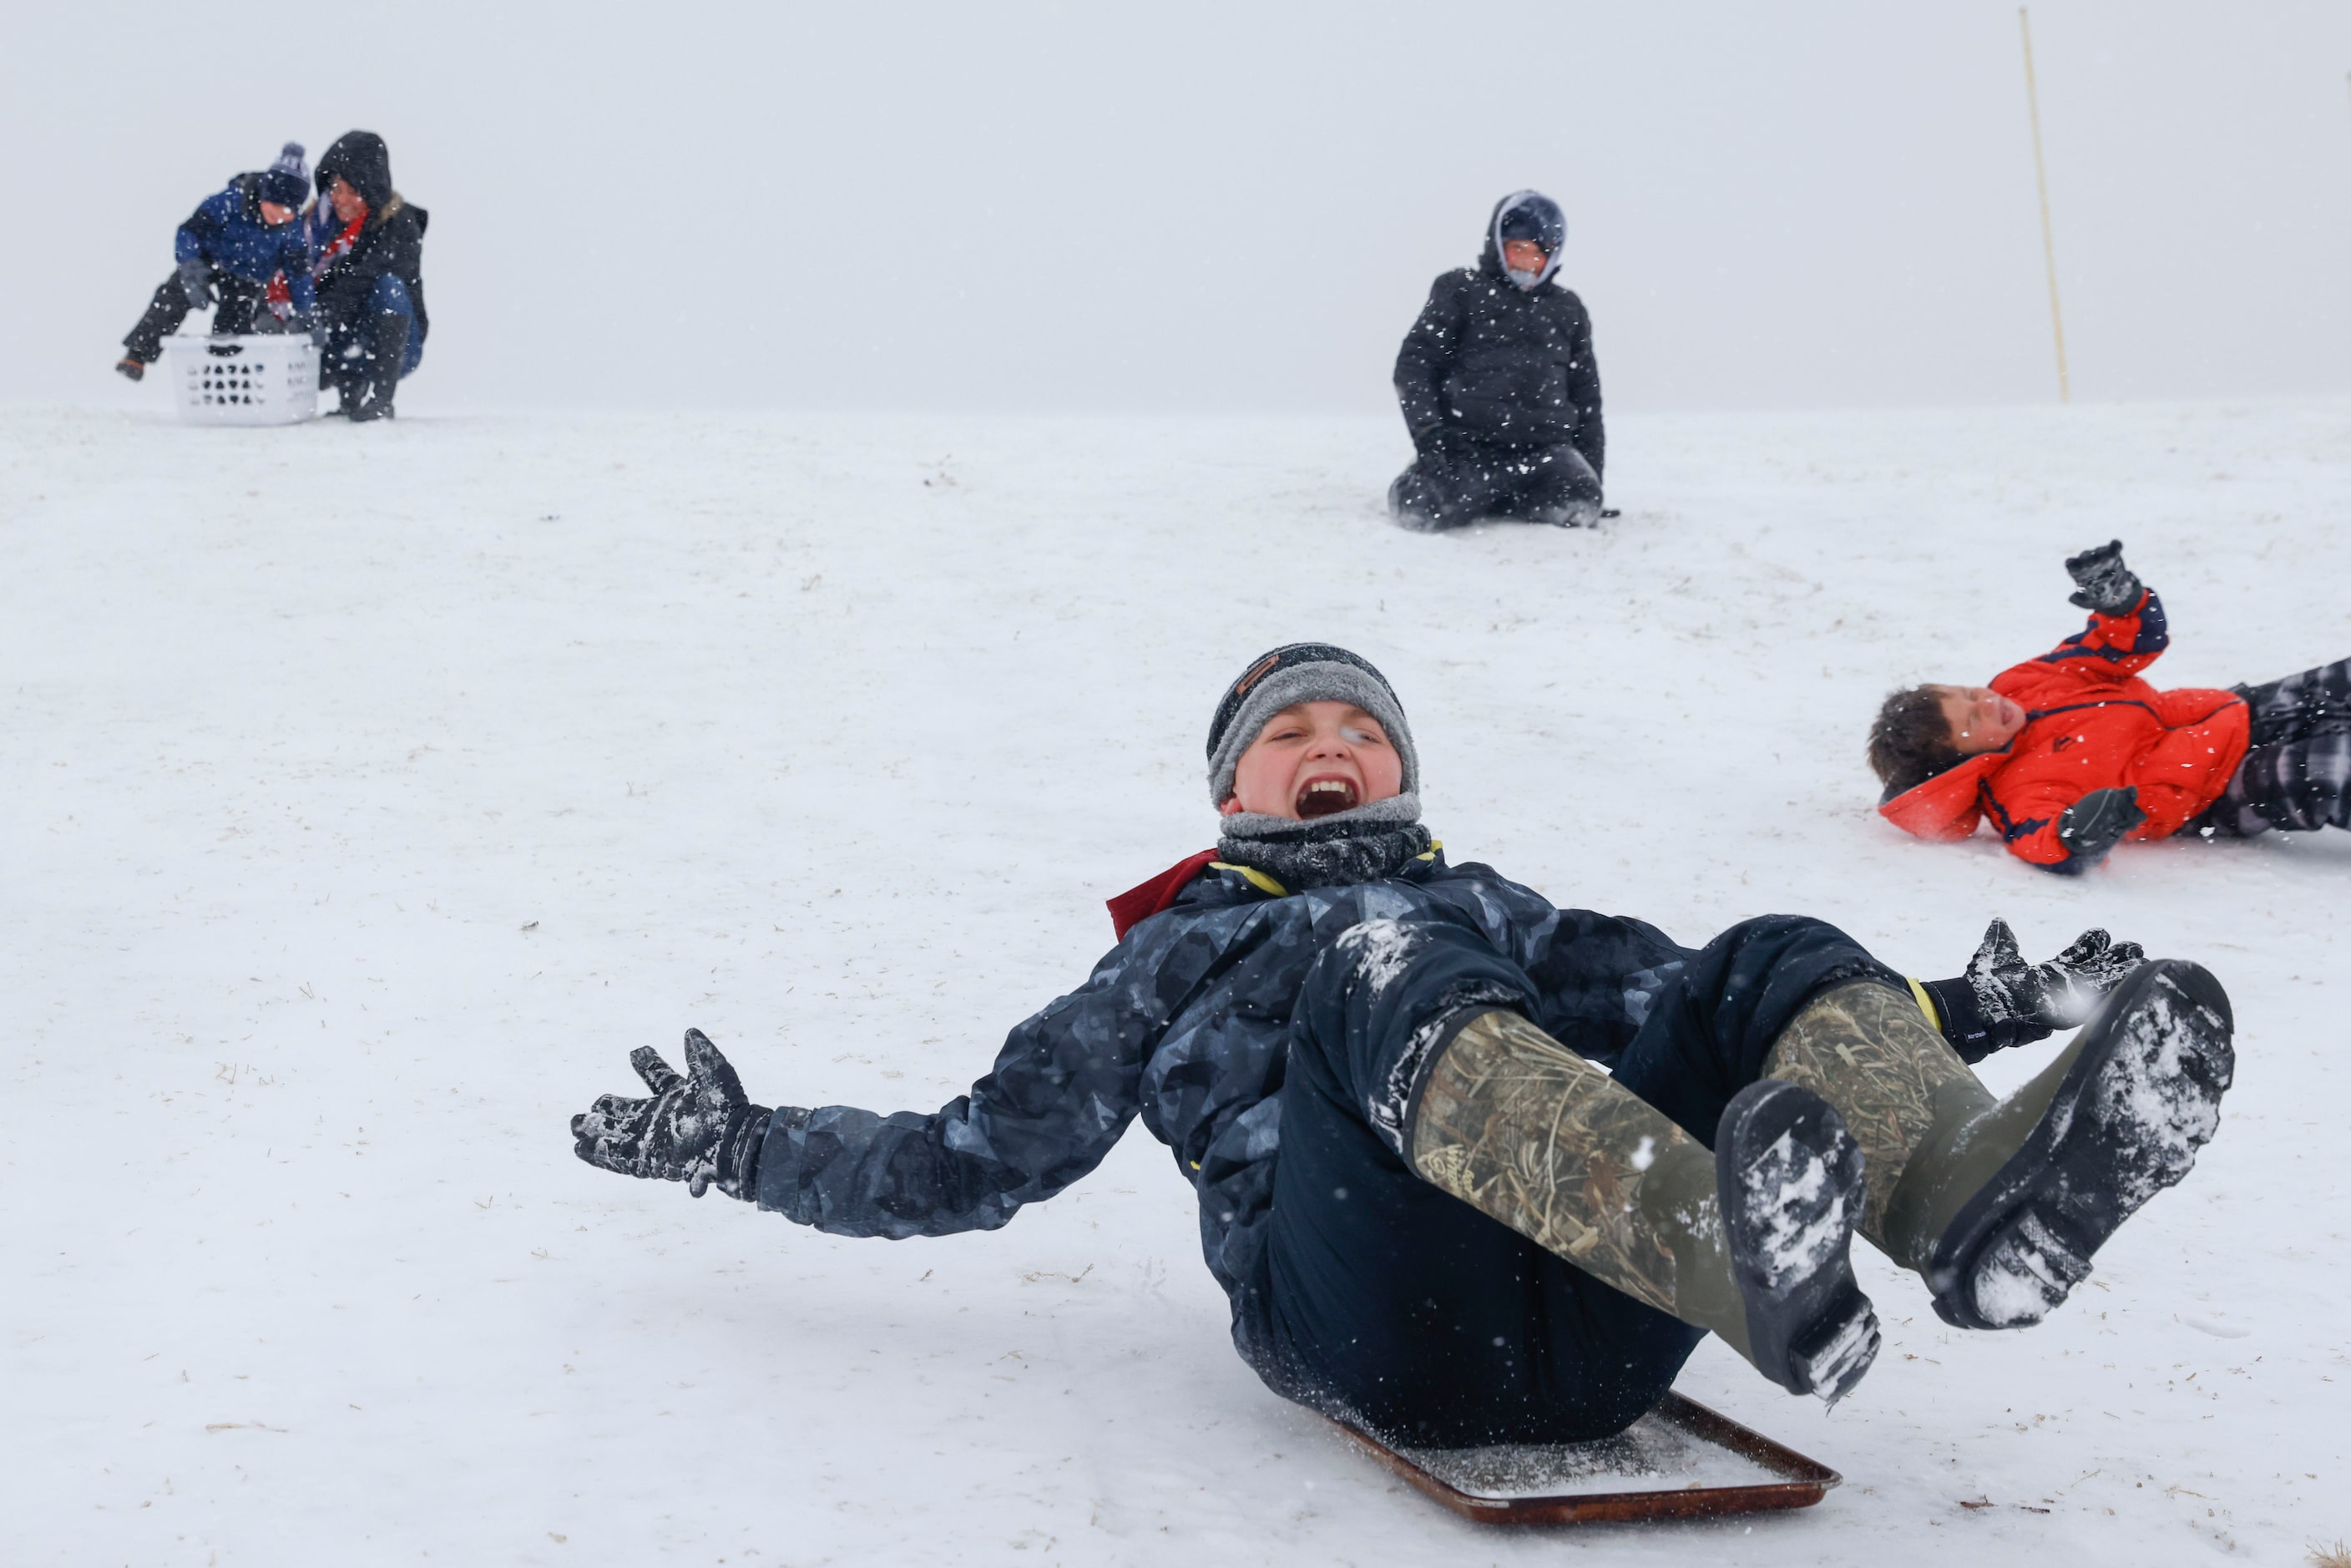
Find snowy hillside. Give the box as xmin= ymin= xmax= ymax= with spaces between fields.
xmin=5 ymin=398 xmax=2348 ymax=1565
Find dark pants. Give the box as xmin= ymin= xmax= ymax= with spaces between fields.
xmin=121 ymin=271 xmax=269 ymax=362
xmin=1388 ymin=443 xmax=1602 ymax=531
xmin=320 ymin=273 xmax=423 ymax=416
xmin=1256 ymin=913 xmax=1888 ymax=1447
xmin=2201 ymin=657 xmax=2351 ymax=836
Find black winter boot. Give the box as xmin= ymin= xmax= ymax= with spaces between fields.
xmin=343 ymin=311 xmax=407 ymax=422
xmin=1888 ymin=960 xmax=2234 ymax=1329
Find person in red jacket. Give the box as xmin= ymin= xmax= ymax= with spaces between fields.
xmin=1870 ymin=541 xmax=2351 ymax=873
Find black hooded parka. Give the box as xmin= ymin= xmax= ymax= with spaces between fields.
xmin=312 ymin=131 xmax=430 ymax=344
xmin=1393 ymin=198 xmax=1603 ymax=477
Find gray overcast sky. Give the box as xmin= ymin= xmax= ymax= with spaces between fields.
xmin=5 ymin=1 xmax=2348 ymax=412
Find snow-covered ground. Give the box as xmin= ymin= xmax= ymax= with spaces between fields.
xmin=6 ymin=397 xmax=2348 ymax=1565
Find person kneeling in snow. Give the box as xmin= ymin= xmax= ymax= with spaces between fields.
xmin=1872 ymin=539 xmax=2351 ymax=873
xmin=573 ymin=644 xmax=2233 ymax=1443
xmin=306 ymin=131 xmax=430 ymax=421
xmin=116 ymin=144 xmax=316 ymax=382
xmin=1388 ymin=191 xmax=1606 ymax=532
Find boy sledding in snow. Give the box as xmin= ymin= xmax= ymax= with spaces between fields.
xmin=573 ymin=645 xmax=2234 ymax=1444
xmin=1388 ymin=192 xmax=1606 ymax=531
xmin=305 ymin=131 xmax=430 ymax=421
xmin=1873 ymin=540 xmax=2351 ymax=873
xmin=116 ymin=144 xmax=316 ymax=382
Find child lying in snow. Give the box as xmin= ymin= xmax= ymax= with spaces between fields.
xmin=573 ymin=644 xmax=2233 ymax=1444
xmin=1871 ymin=540 xmax=2351 ymax=873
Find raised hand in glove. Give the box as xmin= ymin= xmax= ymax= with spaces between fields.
xmin=2064 ymin=539 xmax=2144 ymax=615
xmin=571 ymin=1029 xmax=771 ymax=1199
xmin=1921 ymin=918 xmax=2147 ymax=1060
xmin=178 ymin=258 xmax=214 ymax=310
xmin=2054 ymin=785 xmax=2147 ymax=872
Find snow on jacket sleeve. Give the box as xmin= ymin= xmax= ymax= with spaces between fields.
xmin=1393 ymin=272 xmax=1469 ymax=438
xmin=751 ymin=916 xmax=1221 ymax=1239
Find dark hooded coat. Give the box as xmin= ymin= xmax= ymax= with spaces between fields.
xmin=311 ymin=131 xmax=430 ymax=342
xmin=1393 ymin=198 xmax=1604 ymax=475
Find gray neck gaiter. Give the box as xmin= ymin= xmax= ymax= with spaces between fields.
xmin=1216 ymin=793 xmax=1433 ymax=891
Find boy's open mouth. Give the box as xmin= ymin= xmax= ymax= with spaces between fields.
xmin=1296 ymin=777 xmax=1359 ymax=819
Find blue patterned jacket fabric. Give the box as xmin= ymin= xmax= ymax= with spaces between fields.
xmin=751 ymin=851 xmax=1690 ymax=1348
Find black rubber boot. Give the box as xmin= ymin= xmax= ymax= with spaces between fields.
xmin=343 ymin=311 xmax=407 ymax=422
xmin=1713 ymin=1080 xmax=1880 ymax=1403
xmin=1884 ymin=959 xmax=2235 ymax=1330
xmin=1408 ymin=1009 xmax=1880 ymax=1405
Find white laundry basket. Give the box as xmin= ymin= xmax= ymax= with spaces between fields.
xmin=165 ymin=334 xmax=319 ymax=425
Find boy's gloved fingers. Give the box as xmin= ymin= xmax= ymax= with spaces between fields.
xmin=682 ymin=1029 xmax=746 ymax=1103
xmin=1969 ymin=918 xmax=2025 ymax=980
xmin=629 ymin=1046 xmax=683 ymax=1095
xmin=2053 ymin=928 xmax=2111 ymax=966
xmin=2065 ymin=539 xmax=2124 ymax=576
xmin=572 ymin=1100 xmax=648 ymax=1171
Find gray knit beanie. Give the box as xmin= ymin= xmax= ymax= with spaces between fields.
xmin=1206 ymin=643 xmax=1420 ymax=807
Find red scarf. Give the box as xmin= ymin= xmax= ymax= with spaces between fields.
xmin=313 ymin=211 xmax=367 ymax=281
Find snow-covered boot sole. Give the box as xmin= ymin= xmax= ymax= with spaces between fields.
xmin=1926 ymin=959 xmax=2233 ymax=1331
xmin=1716 ymin=1080 xmax=1879 ymax=1404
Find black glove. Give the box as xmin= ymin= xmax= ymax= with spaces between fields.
xmin=2053 ymin=786 xmax=2147 ymax=872
xmin=178 ymin=258 xmax=214 ymax=310
xmin=571 ymin=1029 xmax=771 ymax=1199
xmin=1969 ymin=917 xmax=2144 ymax=1029
xmin=1921 ymin=918 xmax=2147 ymax=1060
xmin=2065 ymin=539 xmax=2143 ymax=615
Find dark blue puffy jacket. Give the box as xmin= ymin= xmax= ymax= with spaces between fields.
xmin=174 ymin=175 xmax=315 ymax=312
xmin=752 ymin=850 xmax=1690 ymax=1349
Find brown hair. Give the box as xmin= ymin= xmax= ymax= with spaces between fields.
xmin=1868 ymin=686 xmax=1961 ymax=796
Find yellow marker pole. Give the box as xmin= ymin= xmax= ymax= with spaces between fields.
xmin=2020 ymin=8 xmax=2070 ymax=402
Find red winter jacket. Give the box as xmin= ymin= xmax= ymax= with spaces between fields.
xmin=1879 ymin=592 xmax=2248 ymax=868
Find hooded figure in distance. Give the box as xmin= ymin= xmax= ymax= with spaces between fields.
xmin=1388 ymin=191 xmax=1605 ymax=531
xmin=306 ymin=130 xmax=430 ymax=420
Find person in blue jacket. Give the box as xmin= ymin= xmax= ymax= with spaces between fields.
xmin=117 ymin=144 xmax=315 ymax=382
xmin=567 ymin=644 xmax=2236 ymax=1446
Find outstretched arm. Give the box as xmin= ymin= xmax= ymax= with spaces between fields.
xmin=753 ymin=959 xmax=1150 ymax=1238
xmin=574 ymin=924 xmax=1221 ymax=1238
